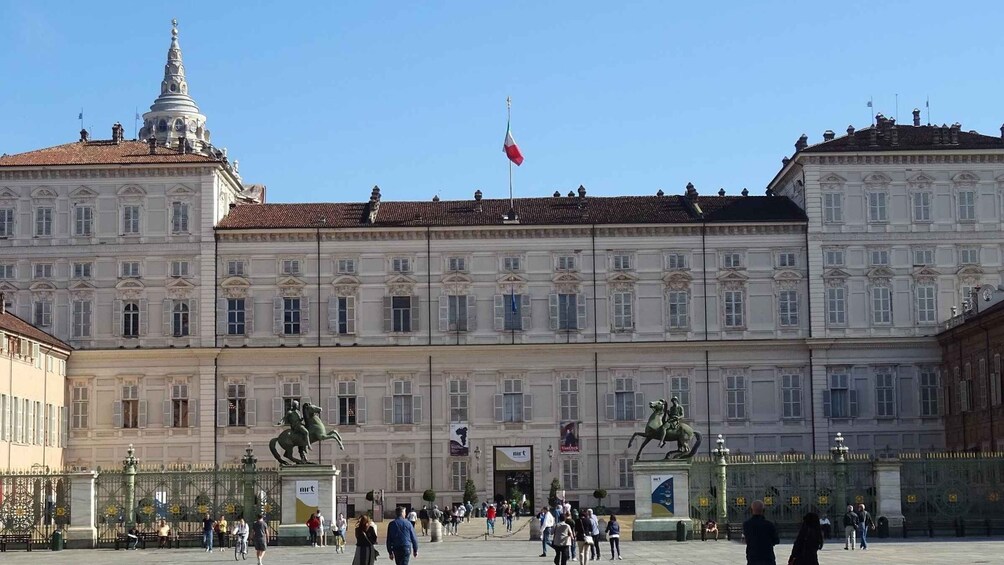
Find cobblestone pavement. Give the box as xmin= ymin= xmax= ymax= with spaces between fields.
xmin=10 ymin=518 xmax=1004 ymax=564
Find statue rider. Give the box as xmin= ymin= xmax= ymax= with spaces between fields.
xmin=278 ymin=400 xmax=310 ymax=450
xmin=658 ymin=397 xmax=684 ymax=448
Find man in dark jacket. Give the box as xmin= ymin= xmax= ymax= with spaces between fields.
xmin=855 ymin=503 xmax=874 ymax=550
xmin=742 ymin=500 xmax=779 ymax=565
xmin=386 ymin=506 xmax=419 ymax=565
xmin=843 ymin=505 xmax=859 ymax=550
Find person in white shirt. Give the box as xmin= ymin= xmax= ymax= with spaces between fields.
xmin=317 ymin=512 xmax=327 ymax=547
xmin=540 ymin=506 xmax=557 ymax=557
xmin=407 ymin=508 xmax=419 ymax=530
xmin=333 ymin=513 xmax=348 ymax=554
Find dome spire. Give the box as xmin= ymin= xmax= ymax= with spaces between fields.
xmin=139 ymin=19 xmax=211 ymax=151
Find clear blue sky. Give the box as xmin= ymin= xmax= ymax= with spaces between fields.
xmin=2 ymin=1 xmax=1003 ymax=203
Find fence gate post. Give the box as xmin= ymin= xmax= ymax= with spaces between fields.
xmin=123 ymin=444 xmax=138 ymax=528
xmin=65 ymin=471 xmax=98 ymax=549
xmin=830 ymin=433 xmax=849 ymax=510
xmin=712 ymin=434 xmax=730 ymax=523
xmin=242 ymin=443 xmax=258 ymax=519
xmin=873 ymin=457 xmax=904 ymax=536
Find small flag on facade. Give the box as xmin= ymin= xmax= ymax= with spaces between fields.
xmin=503 ymin=122 xmax=524 ymax=166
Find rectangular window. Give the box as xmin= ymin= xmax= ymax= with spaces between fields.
xmin=871 ymin=286 xmax=891 ymax=325
xmin=912 ymin=248 xmax=934 ymax=266
xmin=33 ymin=263 xmax=53 ymax=279
xmin=618 ymin=458 xmax=634 ymax=489
xmin=447 ymin=256 xmax=467 ymax=272
xmin=172 ymin=300 xmax=191 ymax=337
xmin=612 ymin=254 xmax=631 ymax=271
xmin=449 ymin=379 xmax=468 ymax=423
xmin=612 ymin=292 xmax=634 ymax=331
xmin=392 ymin=380 xmax=414 ymax=425
xmin=72 ymin=262 xmax=93 ymax=279
xmin=502 ymin=379 xmax=524 ymax=422
xmin=614 ymin=377 xmax=637 ymax=421
xmin=335 ymin=296 xmax=354 ymax=334
xmin=723 ymin=290 xmax=744 ymax=328
xmin=778 ymin=290 xmax=798 ymax=327
xmin=451 ymin=460 xmax=468 ymax=492
xmin=392 ymin=296 xmax=412 ymax=332
xmin=33 ymin=300 xmax=52 ymax=328
xmin=959 ymin=247 xmax=979 ymax=265
xmin=283 ymin=297 xmax=301 ymax=335
xmin=875 ymin=370 xmax=896 ymax=417
xmin=122 ymin=300 xmax=140 ymax=338
xmin=281 ymin=259 xmax=301 ymax=276
xmin=71 ymin=386 xmax=88 ymax=429
xmin=867 ymin=192 xmax=888 ymax=222
xmin=336 ymin=258 xmax=356 ymax=275
xmin=557 ymin=255 xmax=576 ymax=271
xmin=227 ymin=260 xmax=246 ymax=277
xmin=958 ymin=191 xmax=976 ymax=221
xmin=561 ymin=459 xmax=579 ymax=490
xmin=869 ymin=249 xmax=889 ymax=266
xmin=503 ymin=256 xmax=521 ymax=272
xmin=121 ymin=384 xmax=139 ymax=429
xmin=669 ymin=374 xmax=690 ymax=415
xmin=823 ymin=249 xmax=844 ymax=267
xmin=826 ymin=286 xmax=846 ymax=325
xmin=122 ymin=205 xmax=140 ymax=234
xmin=170 ymin=201 xmax=190 ymax=233
xmin=726 ymin=374 xmax=747 ymax=420
xmin=667 ymin=291 xmax=689 ymax=329
xmin=281 ymin=381 xmax=302 ymax=414
xmin=71 ymin=300 xmax=92 ymax=338
xmin=781 ymin=372 xmax=802 ymax=419
xmin=559 ymin=378 xmax=579 ymax=422
xmin=827 ymin=372 xmax=851 ymax=418
xmin=338 ymin=381 xmax=358 ymax=426
xmin=0 ymin=208 xmax=13 ymax=236
xmin=340 ymin=463 xmax=356 ymax=493
xmin=391 ymin=257 xmax=411 ymax=273
xmin=504 ymin=294 xmax=523 ymax=331
xmin=446 ymin=295 xmax=468 ymax=332
xmin=171 ymin=383 xmax=189 ymax=427
xmin=916 ymin=284 xmax=937 ymax=324
xmin=121 ymin=261 xmax=141 ymax=278
xmin=558 ymin=293 xmax=578 ymax=331
xmin=666 ymin=253 xmax=688 ymax=270
xmin=35 ymin=207 xmax=53 ymax=236
xmin=722 ymin=252 xmax=743 ymax=269
xmin=823 ymin=193 xmax=843 ymax=223
xmin=396 ymin=461 xmax=413 ymax=492
xmin=913 ymin=192 xmax=932 ymax=221
xmin=777 ymin=252 xmax=796 ymax=268
xmin=74 ymin=206 xmax=94 ymax=236
xmin=170 ymin=260 xmax=190 ymax=278
xmin=227 ymin=298 xmax=246 ymax=335
xmin=0 ymin=264 xmax=13 ymax=279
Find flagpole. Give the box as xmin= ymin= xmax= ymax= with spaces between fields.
xmin=507 ymin=96 xmax=514 ymax=218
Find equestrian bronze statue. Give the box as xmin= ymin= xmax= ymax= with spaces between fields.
xmin=627 ymin=398 xmax=702 ymax=461
xmin=269 ymin=400 xmax=345 ymax=465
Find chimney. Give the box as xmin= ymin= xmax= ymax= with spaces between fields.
xmin=822 ymin=130 xmax=835 ymax=141
xmin=79 ymin=129 xmax=89 ymax=142
xmin=718 ymin=188 xmax=726 ymax=197
xmin=553 ymin=191 xmax=561 ymax=197
xmin=567 ymin=191 xmax=575 ymax=198
xmin=148 ymin=136 xmax=157 ymax=154
xmin=765 ymin=187 xmax=775 ymax=196
xmin=741 ymin=188 xmax=749 ymax=197
xmin=846 ymin=125 xmax=856 ymax=146
xmin=890 ymin=125 xmax=899 ymax=146
xmin=685 ymin=182 xmax=698 ymax=201
xmin=370 ymin=185 xmax=382 ymax=203
xmin=950 ymin=123 xmax=960 ymax=145
xmin=111 ymin=122 xmax=124 ymax=143
xmin=869 ymin=126 xmax=879 ymax=147
xmin=656 ymin=189 xmax=664 ymax=197
xmin=367 ymin=185 xmax=382 ymax=224
xmin=794 ymin=134 xmax=808 ymax=152
xmin=782 ymin=157 xmax=790 ymax=166
xmin=178 ymin=135 xmax=187 ymax=154
xmin=474 ymin=189 xmax=482 ymax=212
xmin=1000 ymin=124 xmax=1004 ymax=140
xmin=577 ymin=185 xmax=586 ymax=199
xmin=913 ymin=108 xmax=921 ymax=127
xmin=932 ymin=126 xmax=942 ymax=145
xmin=432 ymin=195 xmax=440 ymax=202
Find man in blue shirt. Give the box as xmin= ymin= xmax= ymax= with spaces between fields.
xmin=387 ymin=506 xmax=419 ymax=565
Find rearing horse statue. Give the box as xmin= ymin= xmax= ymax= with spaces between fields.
xmin=627 ymin=399 xmax=702 ymax=461
xmin=270 ymin=402 xmax=345 ymax=465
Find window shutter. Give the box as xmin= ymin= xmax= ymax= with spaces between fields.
xmin=410 ymin=295 xmax=420 ymax=332
xmin=521 ymin=295 xmax=532 ymax=331
xmin=60 ymin=406 xmax=68 ymax=446
xmin=605 ymin=393 xmax=616 ymax=421
xmin=383 ymin=396 xmax=393 ymax=424
xmin=163 ymin=400 xmax=173 ymax=428
xmin=522 ymin=393 xmax=532 ymax=422
xmin=112 ymin=300 xmax=122 ymax=337
xmin=577 ymin=294 xmax=587 ymax=331
xmin=328 ymin=296 xmax=339 ymax=333
xmin=162 ymin=299 xmax=173 ymax=336
xmin=139 ymin=298 xmax=149 ymax=336
xmin=634 ymin=392 xmax=645 ymax=420
xmin=822 ymin=390 xmax=831 ymax=418
xmin=356 ymin=396 xmax=367 ymax=424
xmin=190 ymin=399 xmax=199 ymax=427
xmin=327 ymin=396 xmax=339 ymax=426
xmin=467 ymin=295 xmax=477 ymax=331
xmin=246 ymin=398 xmax=257 ymax=427
xmin=138 ymin=400 xmax=148 ymax=428
xmin=383 ymin=296 xmax=393 ymax=332
xmin=548 ymin=294 xmax=559 ymax=330
xmin=217 ymin=399 xmax=229 ymax=427
xmin=217 ymin=298 xmax=228 ymax=336
xmin=849 ymin=389 xmax=859 ymax=418
xmin=494 ymin=295 xmax=505 ymax=331
xmin=412 ymin=395 xmax=422 ymax=424
xmin=439 ymin=295 xmax=449 ymax=332
xmin=345 ymin=296 xmax=356 ymax=334
xmin=494 ymin=394 xmax=503 ymax=422
xmin=273 ymin=297 xmax=284 ymax=335
xmin=272 ymin=397 xmax=284 ymax=425
xmin=113 ymin=400 xmax=123 ymax=428
xmin=300 ymin=298 xmax=309 ymax=335
xmin=188 ymin=299 xmax=198 ymax=336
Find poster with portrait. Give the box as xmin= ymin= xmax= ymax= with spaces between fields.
xmin=559 ymin=421 xmax=580 ymax=453
xmin=450 ymin=422 xmax=470 ymax=456
xmin=650 ymin=475 xmax=675 ymax=517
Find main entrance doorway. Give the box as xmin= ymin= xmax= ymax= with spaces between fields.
xmin=493 ymin=446 xmax=535 ymax=508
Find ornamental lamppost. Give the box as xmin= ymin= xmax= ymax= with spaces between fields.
xmin=711 ymin=434 xmax=730 ymax=522
xmin=123 ymin=444 xmax=138 ymax=528
xmin=831 ymin=433 xmax=849 ymax=510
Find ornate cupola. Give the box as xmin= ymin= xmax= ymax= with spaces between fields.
xmin=139 ymin=19 xmax=210 ymax=152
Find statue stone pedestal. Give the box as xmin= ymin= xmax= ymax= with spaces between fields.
xmin=277 ymin=466 xmax=339 ymax=545
xmin=631 ymin=460 xmax=692 ymax=541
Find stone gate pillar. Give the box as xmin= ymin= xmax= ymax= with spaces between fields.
xmin=64 ymin=471 xmax=98 ymax=549
xmin=123 ymin=444 xmax=138 ymax=528
xmin=277 ymin=466 xmax=339 ymax=545
xmin=874 ymin=458 xmax=904 ymax=535
xmin=830 ymin=433 xmax=848 ymax=509
xmin=631 ymin=460 xmax=692 ymax=540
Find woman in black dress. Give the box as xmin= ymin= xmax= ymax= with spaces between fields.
xmin=788 ymin=512 xmax=824 ymax=565
xmin=352 ymin=515 xmax=378 ymax=565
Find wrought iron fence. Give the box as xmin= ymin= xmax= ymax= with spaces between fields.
xmin=900 ymin=452 xmax=1004 ymax=525
xmin=0 ymin=469 xmax=72 ymax=547
xmin=687 ymin=457 xmax=717 ymax=523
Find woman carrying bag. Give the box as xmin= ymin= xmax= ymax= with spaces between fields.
xmin=788 ymin=512 xmax=824 ymax=565
xmin=574 ymin=513 xmax=593 ymax=565
xmin=353 ymin=515 xmax=379 ymax=565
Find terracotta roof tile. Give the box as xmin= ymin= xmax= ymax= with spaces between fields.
xmin=0 ymin=139 xmax=218 ymax=167
xmin=0 ymin=310 xmax=72 ymax=351
xmin=801 ymin=124 xmax=1004 ymax=154
xmin=216 ymin=194 xmax=806 ymax=230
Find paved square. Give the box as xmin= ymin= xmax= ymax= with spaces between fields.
xmin=8 ymin=518 xmax=1004 ymax=564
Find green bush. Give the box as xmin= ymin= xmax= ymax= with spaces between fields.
xmin=422 ymin=489 xmax=436 ymax=503
xmin=463 ymin=479 xmax=478 ymax=505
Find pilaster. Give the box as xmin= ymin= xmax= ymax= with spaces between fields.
xmin=64 ymin=471 xmax=98 ymax=549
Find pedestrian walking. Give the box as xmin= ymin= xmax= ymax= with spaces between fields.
xmin=486 ymin=504 xmax=496 ymax=534
xmin=317 ymin=511 xmax=327 ymax=547
xmin=842 ymin=505 xmax=859 ymax=550
xmin=855 ymin=503 xmax=875 ymax=550
xmin=407 ymin=507 xmax=418 ymax=532
xmin=202 ymin=513 xmax=216 ymax=552
xmin=552 ymin=518 xmax=574 ymax=565
xmin=605 ymin=515 xmax=621 ymax=560
xmin=787 ymin=512 xmax=824 ymax=565
xmin=352 ymin=514 xmax=378 ymax=565
xmin=540 ymin=506 xmax=556 ymax=557
xmin=466 ymin=501 xmax=474 ymax=522
xmin=333 ymin=513 xmax=348 ymax=553
xmin=419 ymin=506 xmax=430 ymax=535
xmin=742 ymin=500 xmax=779 ymax=565
xmin=252 ymin=514 xmax=269 ymax=565
xmin=819 ymin=515 xmax=831 ymax=539
xmin=306 ymin=512 xmax=321 ymax=547
xmin=217 ymin=514 xmax=229 ymax=551
xmin=574 ymin=512 xmax=593 ymax=565
xmin=386 ymin=506 xmax=419 ymax=565
xmin=587 ymin=509 xmax=601 ymax=560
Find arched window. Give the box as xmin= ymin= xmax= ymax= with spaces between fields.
xmin=172 ymin=302 xmax=190 ymax=337
xmin=170 ymin=83 xmax=178 ymax=92
xmin=123 ymin=302 xmax=140 ymax=338
xmin=158 ymin=120 xmax=168 ymax=132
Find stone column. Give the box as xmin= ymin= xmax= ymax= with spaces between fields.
xmin=711 ymin=435 xmax=730 ymax=523
xmin=64 ymin=471 xmax=98 ymax=549
xmin=874 ymin=458 xmax=904 ymax=535
xmin=241 ymin=443 xmax=259 ymax=519
xmin=123 ymin=444 xmax=138 ymax=528
xmin=277 ymin=465 xmax=339 ymax=545
xmin=631 ymin=460 xmax=692 ymax=540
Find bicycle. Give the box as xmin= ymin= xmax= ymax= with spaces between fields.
xmin=234 ymin=535 xmax=248 ymax=561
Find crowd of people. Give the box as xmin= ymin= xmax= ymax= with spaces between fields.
xmin=536 ymin=503 xmax=622 ymax=565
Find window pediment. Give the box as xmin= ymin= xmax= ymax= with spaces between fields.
xmin=819 ymin=173 xmax=846 ymax=186
xmin=863 ymin=172 xmax=892 ymax=186
xmin=663 ymin=271 xmax=692 ymax=291
xmin=386 ymin=273 xmax=416 ymax=296
xmin=866 ymin=266 xmax=895 ymax=279
xmin=441 ymin=272 xmax=472 ymax=285
xmin=907 ymin=172 xmax=936 ymax=186
xmin=117 ymin=185 xmax=146 ymax=197
xmin=276 ymin=276 xmax=305 ymax=290
xmin=607 ymin=272 xmax=638 ymax=285
xmin=115 ymin=279 xmax=146 ymax=291
xmin=0 ymin=187 xmax=19 ymax=200
xmin=772 ymin=269 xmax=803 ymax=283
xmin=717 ymin=270 xmax=749 ymax=283
xmin=221 ymin=275 xmax=250 ymax=289
xmin=331 ymin=274 xmax=360 ymax=287
xmin=822 ymin=268 xmax=850 ymax=280
xmin=69 ymin=186 xmax=97 ymax=199
xmin=551 ymin=272 xmax=582 ymax=285
xmin=166 ymin=184 xmax=195 ymax=196
xmin=30 ymin=186 xmax=57 ymax=200
xmin=497 ymin=273 xmax=526 ymax=286
xmin=68 ymin=280 xmax=95 ymax=292
xmin=166 ymin=278 xmax=195 ymax=300
xmin=912 ymin=266 xmax=940 ymax=282
xmin=957 ymin=265 xmax=984 ymax=278
xmin=951 ymin=172 xmax=979 ymax=185
xmin=29 ymin=281 xmax=56 ymax=293
xmin=0 ymin=281 xmax=18 ymax=293
xmin=497 ymin=273 xmax=527 ymax=294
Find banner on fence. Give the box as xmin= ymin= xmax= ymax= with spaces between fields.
xmin=296 ymin=480 xmax=319 ymax=522
xmin=450 ymin=422 xmax=469 ymax=456
xmin=650 ymin=475 xmax=675 ymax=517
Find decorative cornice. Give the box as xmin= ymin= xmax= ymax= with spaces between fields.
xmin=0 ymin=165 xmax=217 ymax=181
xmin=806 ymin=153 xmax=1004 ymax=166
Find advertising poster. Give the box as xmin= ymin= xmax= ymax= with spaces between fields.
xmin=295 ymin=480 xmax=319 ymax=522
xmin=494 ymin=446 xmax=532 ymax=471
xmin=650 ymin=475 xmax=675 ymax=517
xmin=559 ymin=421 xmax=580 ymax=453
xmin=450 ymin=422 xmax=470 ymax=456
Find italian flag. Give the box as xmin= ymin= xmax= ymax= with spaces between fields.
xmin=503 ymin=122 xmax=524 ymax=166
